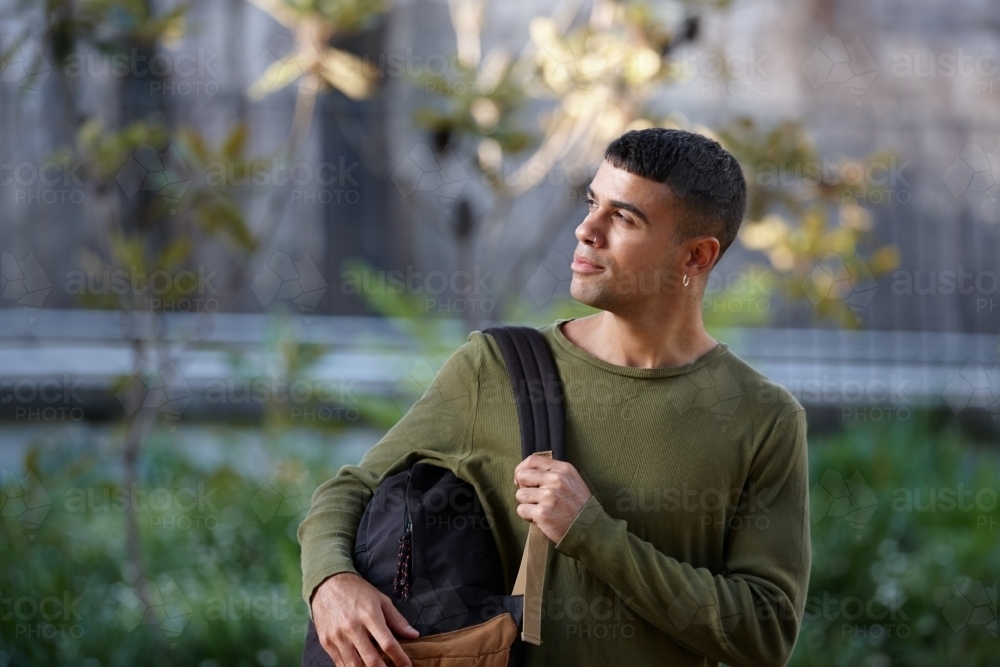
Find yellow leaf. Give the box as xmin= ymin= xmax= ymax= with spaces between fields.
xmin=826 ymin=227 xmax=856 ymax=255
xmin=248 ymin=54 xmax=307 ymax=100
xmin=528 ymin=17 xmax=558 ymax=48
xmin=222 ymin=124 xmax=248 ymax=160
xmin=840 ymin=203 xmax=872 ymax=231
xmin=318 ymin=48 xmax=375 ymax=100
xmin=157 ymin=237 xmax=192 ymax=271
xmin=623 ymin=46 xmax=661 ymax=84
xmin=870 ymin=245 xmax=900 ymax=274
xmin=767 ymin=245 xmax=795 ymax=272
xmin=181 ymin=127 xmax=210 ymax=164
xmin=739 ymin=214 xmax=788 ymax=250
xmin=470 ymin=98 xmax=500 ymax=129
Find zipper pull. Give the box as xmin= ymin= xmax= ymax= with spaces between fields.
xmin=392 ymin=469 xmax=414 ymax=602
xmin=392 ymin=528 xmax=412 ymax=602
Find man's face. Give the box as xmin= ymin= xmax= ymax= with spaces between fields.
xmin=570 ymin=160 xmax=689 ymax=313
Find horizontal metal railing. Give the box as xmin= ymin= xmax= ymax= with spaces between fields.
xmin=0 ymin=308 xmax=996 ymax=414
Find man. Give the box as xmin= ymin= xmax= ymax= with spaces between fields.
xmin=299 ymin=128 xmax=810 ymax=667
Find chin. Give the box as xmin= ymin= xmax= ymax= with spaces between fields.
xmin=570 ymin=278 xmax=614 ymax=311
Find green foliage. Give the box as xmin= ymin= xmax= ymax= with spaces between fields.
xmin=718 ymin=117 xmax=901 ymax=328
xmin=73 ymin=119 xmax=171 ymax=185
xmin=279 ymin=0 xmax=386 ymax=34
xmin=7 ymin=0 xmax=188 ymax=68
xmin=180 ymin=123 xmax=260 ymax=253
xmin=1 ymin=428 xmax=353 ymax=667
xmin=502 ymin=295 xmax=601 ymax=330
xmin=65 ymin=120 xmax=260 ymax=311
xmin=338 ymin=256 xmax=467 ymax=350
xmin=4 ymin=413 xmax=995 ymax=666
xmin=791 ymin=413 xmax=999 ymax=666
xmin=412 ymin=58 xmax=534 ymax=169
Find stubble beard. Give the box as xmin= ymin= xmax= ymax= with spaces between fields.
xmin=570 ymin=270 xmax=618 ymax=312
xmin=570 ymin=261 xmax=684 ymax=315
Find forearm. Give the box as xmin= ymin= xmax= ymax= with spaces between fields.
xmin=554 ymin=495 xmax=806 ymax=667
xmin=298 ymin=466 xmax=380 ymax=610
xmin=298 ymin=332 xmax=486 ymax=612
xmin=555 ymin=409 xmax=810 ymax=667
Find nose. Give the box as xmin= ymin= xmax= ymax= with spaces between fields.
xmin=575 ymin=212 xmax=604 ymax=248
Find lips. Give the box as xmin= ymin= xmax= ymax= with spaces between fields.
xmin=571 ymin=253 xmax=604 ymax=272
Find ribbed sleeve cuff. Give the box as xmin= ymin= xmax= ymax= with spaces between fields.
xmin=302 ymin=557 xmax=360 ymax=620
xmin=554 ymin=494 xmax=607 ymax=557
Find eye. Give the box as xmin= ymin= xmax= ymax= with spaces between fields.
xmin=586 ymin=198 xmax=597 ymax=209
xmin=614 ymin=211 xmax=633 ymax=225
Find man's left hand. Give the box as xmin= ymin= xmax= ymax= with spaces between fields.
xmin=514 ymin=454 xmax=593 ymax=543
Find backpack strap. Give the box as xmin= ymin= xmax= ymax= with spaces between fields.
xmin=482 ymin=325 xmax=566 ymax=645
xmin=510 ymin=452 xmax=552 ymax=646
xmin=482 ymin=326 xmax=566 ymax=462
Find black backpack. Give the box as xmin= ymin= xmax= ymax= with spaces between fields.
xmin=302 ymin=325 xmax=566 ymax=667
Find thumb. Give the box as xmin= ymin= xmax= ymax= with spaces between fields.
xmin=381 ymin=597 xmax=420 ymax=637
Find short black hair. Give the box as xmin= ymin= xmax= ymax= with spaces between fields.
xmin=603 ymin=128 xmax=747 ymax=262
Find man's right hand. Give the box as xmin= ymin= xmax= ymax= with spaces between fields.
xmin=311 ymin=572 xmax=420 ymax=667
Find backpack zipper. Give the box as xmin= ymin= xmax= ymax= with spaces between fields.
xmin=392 ymin=468 xmax=414 ymax=602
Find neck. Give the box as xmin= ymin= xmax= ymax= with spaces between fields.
xmin=565 ymin=298 xmax=718 ymax=369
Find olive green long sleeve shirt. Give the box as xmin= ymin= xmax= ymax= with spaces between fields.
xmin=298 ymin=318 xmax=811 ymax=667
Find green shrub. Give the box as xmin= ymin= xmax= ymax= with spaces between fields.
xmin=790 ymin=411 xmax=998 ymax=667
xmin=2 ymin=412 xmax=996 ymax=666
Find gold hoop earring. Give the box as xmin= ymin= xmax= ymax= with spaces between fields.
xmin=682 ymin=274 xmax=690 ymax=287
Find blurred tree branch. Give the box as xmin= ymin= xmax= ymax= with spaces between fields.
xmin=9 ymin=0 xmax=391 ymax=614
xmin=389 ymin=0 xmax=899 ymax=330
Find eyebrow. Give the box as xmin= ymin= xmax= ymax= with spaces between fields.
xmin=587 ymin=186 xmax=650 ymax=225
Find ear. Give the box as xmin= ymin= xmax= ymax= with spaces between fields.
xmin=682 ymin=236 xmax=721 ymax=278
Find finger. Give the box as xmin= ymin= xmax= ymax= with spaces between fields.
xmin=515 ymin=467 xmax=554 ymax=488
xmin=522 ymin=453 xmax=558 ymax=471
xmin=514 ymin=466 xmax=540 ymax=486
xmin=349 ymin=628 xmax=389 ymax=667
xmin=369 ymin=619 xmax=412 ymax=667
xmin=320 ymin=638 xmax=344 ymax=667
xmin=376 ymin=600 xmax=417 ymax=667
xmin=516 ymin=502 xmax=540 ymax=522
xmin=513 ymin=456 xmax=540 ymax=480
xmin=331 ymin=641 xmax=362 ymax=667
xmin=380 ymin=597 xmax=420 ymax=638
xmin=515 ymin=487 xmax=547 ymax=503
